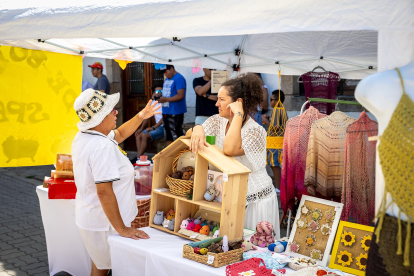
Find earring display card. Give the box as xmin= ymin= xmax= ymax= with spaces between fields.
xmin=329 ymin=221 xmax=374 ymax=276
xmin=206 ymin=170 xmax=223 ymax=202
xmin=285 ymin=195 xmax=343 ymax=267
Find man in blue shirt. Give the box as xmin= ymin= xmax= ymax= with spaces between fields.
xmin=157 ymin=65 xmax=187 ymax=145
xmin=88 ymin=62 xmax=111 ymax=94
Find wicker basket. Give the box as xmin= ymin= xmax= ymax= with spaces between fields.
xmin=132 ymin=199 xmax=151 ymax=228
xmin=166 ymin=148 xmax=194 ymax=196
xmin=183 ymin=244 xmax=244 ymax=268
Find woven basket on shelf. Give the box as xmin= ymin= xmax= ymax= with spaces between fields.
xmin=132 ymin=199 xmax=151 ymax=228
xmin=183 ymin=244 xmax=244 ymax=268
xmin=166 ymin=148 xmax=194 ymax=197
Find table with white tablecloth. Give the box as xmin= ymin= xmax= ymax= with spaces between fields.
xmin=37 ymin=185 xmax=151 ymax=276
xmin=108 ymin=227 xmax=307 ymax=276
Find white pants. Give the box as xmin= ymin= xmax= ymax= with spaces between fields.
xmin=78 ymin=227 xmax=118 ymax=270
xmin=244 ymin=192 xmax=280 ymax=240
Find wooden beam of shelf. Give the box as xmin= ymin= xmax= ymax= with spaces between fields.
xmin=153 ymin=190 xmax=222 ymax=211
xmin=149 ymin=223 xmax=198 ymax=241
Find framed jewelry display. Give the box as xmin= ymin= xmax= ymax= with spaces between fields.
xmin=286 ymin=195 xmax=344 ymax=267
xmin=329 ymin=221 xmax=374 ymax=276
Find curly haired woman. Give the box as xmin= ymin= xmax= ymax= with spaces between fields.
xmin=186 ymin=73 xmax=280 ymax=238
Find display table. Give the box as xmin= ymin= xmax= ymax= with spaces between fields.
xmin=37 ymin=185 xmax=151 ymax=276
xmin=108 ymin=227 xmax=306 ymax=276
xmin=36 ymin=186 xmax=91 ymax=276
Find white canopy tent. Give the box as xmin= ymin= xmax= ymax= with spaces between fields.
xmin=1 ymin=0 xmax=413 ymax=79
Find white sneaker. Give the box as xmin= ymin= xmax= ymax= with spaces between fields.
xmin=275 ymin=188 xmax=280 ymax=194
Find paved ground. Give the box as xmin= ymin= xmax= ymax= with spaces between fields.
xmin=0 ymin=165 xmax=71 ymax=276
xmin=0 ymin=153 xmax=286 ymax=276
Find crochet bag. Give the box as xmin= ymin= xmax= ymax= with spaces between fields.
xmin=226 ymin=257 xmax=275 ymax=276
xmin=250 ymin=221 xmax=275 ymax=247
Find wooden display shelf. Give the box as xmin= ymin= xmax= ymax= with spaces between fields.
xmin=153 ymin=190 xmax=222 ymax=211
xmin=150 ymin=137 xmax=251 ymax=241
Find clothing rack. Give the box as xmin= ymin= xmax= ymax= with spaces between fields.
xmin=300 ymin=97 xmax=361 ymax=114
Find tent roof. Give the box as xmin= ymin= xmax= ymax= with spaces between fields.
xmin=0 ymin=0 xmax=413 ymax=79
xmin=1 ymin=0 xmax=413 ymax=39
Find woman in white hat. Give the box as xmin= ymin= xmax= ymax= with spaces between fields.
xmin=71 ymin=89 xmax=161 ymax=276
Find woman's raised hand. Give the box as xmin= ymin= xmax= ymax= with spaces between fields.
xmin=226 ymin=100 xmax=244 ymax=118
xmin=139 ymin=100 xmax=162 ymax=120
xmin=190 ymin=125 xmax=209 ymax=153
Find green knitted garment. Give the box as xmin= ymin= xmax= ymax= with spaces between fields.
xmin=377 ymin=67 xmax=414 ymax=267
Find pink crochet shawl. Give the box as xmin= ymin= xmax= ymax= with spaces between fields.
xmin=341 ymin=111 xmax=378 ymax=225
xmin=280 ymin=107 xmax=327 ymax=213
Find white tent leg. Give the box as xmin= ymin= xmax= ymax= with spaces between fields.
xmin=286 ymin=209 xmax=292 ymax=238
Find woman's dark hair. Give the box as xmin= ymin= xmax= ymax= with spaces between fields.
xmin=271 ymin=90 xmax=285 ymax=103
xmin=222 ymin=73 xmax=264 ymax=124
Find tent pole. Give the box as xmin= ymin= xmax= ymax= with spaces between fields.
xmin=171 ymin=43 xmax=231 ymax=66
xmin=40 ymin=40 xmax=81 ymax=54
xmin=323 ymin=57 xmax=371 ymax=68
xmin=98 ymin=38 xmax=168 ymax=61
xmin=83 ymin=47 xmax=130 ymax=54
xmin=172 ymin=51 xmax=235 ymax=62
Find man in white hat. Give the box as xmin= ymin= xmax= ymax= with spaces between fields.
xmin=71 ymin=89 xmax=160 ymax=276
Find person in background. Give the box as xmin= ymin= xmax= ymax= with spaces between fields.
xmin=89 ymin=62 xmax=111 ymax=95
xmin=262 ymin=90 xmax=285 ymax=193
xmin=156 ymin=65 xmax=187 ymax=145
xmin=193 ymin=68 xmax=219 ymax=125
xmin=135 ymin=86 xmax=164 ymax=160
xmin=252 ymin=73 xmax=269 ymax=125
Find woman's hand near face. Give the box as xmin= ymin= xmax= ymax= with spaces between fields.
xmin=226 ymin=100 xmax=244 ymax=119
xmin=139 ymin=100 xmax=162 ymax=120
xmin=190 ymin=125 xmax=209 ymax=153
xmin=120 ymin=227 xmax=150 ymax=240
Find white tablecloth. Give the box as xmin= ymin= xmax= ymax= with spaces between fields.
xmin=36 ymin=186 xmax=91 ymax=276
xmin=109 ymin=227 xmax=227 ymax=276
xmin=37 ymin=185 xmax=151 ymax=276
xmin=108 ymin=227 xmax=308 ymax=276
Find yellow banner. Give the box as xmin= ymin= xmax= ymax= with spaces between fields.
xmin=0 ymin=46 xmax=82 ymax=167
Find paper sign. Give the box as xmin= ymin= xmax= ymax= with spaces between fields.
xmin=223 ymin=173 xmax=228 ymax=182
xmin=190 ymin=233 xmax=199 ymax=239
xmin=211 ymin=71 xmax=229 ymax=93
xmin=207 ymin=255 xmax=215 ymax=264
xmin=0 ymin=46 xmax=82 ymax=167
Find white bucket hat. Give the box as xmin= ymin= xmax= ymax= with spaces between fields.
xmin=74 ymin=88 xmax=120 ymax=131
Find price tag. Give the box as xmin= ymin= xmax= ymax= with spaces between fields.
xmin=190 ymin=153 xmax=196 ymax=161
xmin=223 ymin=173 xmax=228 ymax=182
xmin=190 ymin=233 xmax=199 ymax=239
xmin=335 ymin=203 xmax=344 ymax=211
xmin=207 ymin=255 xmax=215 ymax=264
xmin=154 ymin=188 xmax=169 ymax=192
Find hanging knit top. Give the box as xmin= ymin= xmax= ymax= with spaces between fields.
xmin=376 ymin=68 xmax=414 ymax=267
xmin=341 ymin=111 xmax=378 ymax=226
xmin=280 ymin=106 xmax=327 ymax=213
xmin=304 ymin=111 xmax=356 ymax=198
xmin=202 ymin=115 xmax=275 ymax=205
xmin=302 ymin=71 xmax=339 ymax=115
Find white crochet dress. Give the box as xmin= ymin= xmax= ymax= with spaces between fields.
xmin=202 ymin=115 xmax=280 ymax=237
